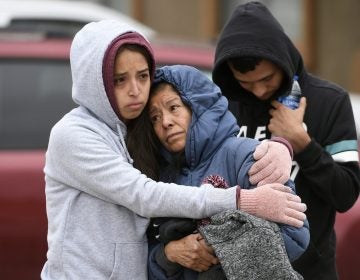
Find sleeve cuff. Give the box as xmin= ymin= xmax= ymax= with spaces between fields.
xmin=238 ymin=189 xmax=257 ymax=215
xmin=294 ymin=139 xmax=322 ymax=167
xmin=236 ymin=185 xmax=241 ymax=209
xmin=155 ymin=243 xmax=182 ymax=276
xmin=270 ymin=136 xmax=294 ymax=159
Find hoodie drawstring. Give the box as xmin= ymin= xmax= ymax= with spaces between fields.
xmin=116 ymin=123 xmax=134 ymax=164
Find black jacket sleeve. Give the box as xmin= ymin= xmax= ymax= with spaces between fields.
xmin=295 ymin=92 xmax=360 ymax=212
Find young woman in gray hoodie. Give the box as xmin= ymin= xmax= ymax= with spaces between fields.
xmin=41 ymin=20 xmax=307 ymax=279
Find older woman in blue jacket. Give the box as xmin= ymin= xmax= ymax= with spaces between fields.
xmin=136 ymin=65 xmax=310 ymax=279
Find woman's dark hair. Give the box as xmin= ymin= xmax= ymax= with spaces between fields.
xmin=126 ymin=82 xmax=169 ymax=181
xmin=126 ymin=109 xmax=161 ymax=180
xmin=228 ymin=56 xmax=262 ymax=73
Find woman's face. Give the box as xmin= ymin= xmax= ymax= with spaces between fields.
xmin=113 ymin=49 xmax=151 ymax=122
xmin=148 ymin=84 xmax=192 ymax=153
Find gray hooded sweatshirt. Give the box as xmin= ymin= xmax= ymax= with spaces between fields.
xmin=40 ymin=20 xmax=236 ymax=280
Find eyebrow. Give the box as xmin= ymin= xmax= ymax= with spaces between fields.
xmin=148 ymin=106 xmax=158 ymax=115
xmin=164 ymin=96 xmax=181 ymax=105
xmin=237 ymin=72 xmax=274 ymax=84
xmin=114 ymin=67 xmax=149 ymax=77
xmin=149 ymin=96 xmax=181 ymax=114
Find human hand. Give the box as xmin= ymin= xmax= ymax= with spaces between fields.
xmin=238 ymin=183 xmax=307 ymax=228
xmin=269 ymin=97 xmax=311 ymax=153
xmin=249 ymin=140 xmax=292 ymax=186
xmin=164 ymin=233 xmax=219 ymax=272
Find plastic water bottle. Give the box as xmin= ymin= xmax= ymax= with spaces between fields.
xmin=277 ymin=75 xmax=301 ymax=109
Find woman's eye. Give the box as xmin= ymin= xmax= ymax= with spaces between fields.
xmin=139 ymin=73 xmax=149 ymax=80
xmin=170 ymin=105 xmax=180 ymax=111
xmin=150 ymin=115 xmax=160 ymax=123
xmin=114 ymin=77 xmax=125 ymax=85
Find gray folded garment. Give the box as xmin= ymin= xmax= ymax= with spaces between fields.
xmin=198 ymin=210 xmax=303 ymax=280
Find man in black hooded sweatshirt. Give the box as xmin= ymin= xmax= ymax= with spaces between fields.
xmin=212 ymin=2 xmax=360 ymax=279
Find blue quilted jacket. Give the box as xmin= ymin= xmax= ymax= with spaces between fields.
xmin=148 ymin=65 xmax=309 ymax=280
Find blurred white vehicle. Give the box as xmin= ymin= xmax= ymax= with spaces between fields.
xmin=0 ymin=0 xmax=156 ymax=38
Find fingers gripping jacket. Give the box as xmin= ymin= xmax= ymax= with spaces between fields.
xmin=249 ymin=139 xmax=293 ymax=186
xmin=198 ymin=210 xmax=303 ymax=280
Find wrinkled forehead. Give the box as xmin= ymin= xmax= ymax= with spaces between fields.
xmin=149 ymin=83 xmax=181 ymax=108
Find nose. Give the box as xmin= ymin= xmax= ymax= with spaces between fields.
xmin=161 ymin=112 xmax=173 ymax=128
xmin=128 ymin=79 xmax=140 ymax=96
xmin=252 ymin=82 xmax=267 ymax=97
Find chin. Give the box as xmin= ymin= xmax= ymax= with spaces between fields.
xmin=257 ymin=96 xmax=269 ymax=102
xmin=168 ymin=146 xmax=185 ymax=154
xmin=261 ymin=94 xmax=275 ymax=101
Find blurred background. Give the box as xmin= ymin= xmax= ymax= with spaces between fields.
xmin=103 ymin=0 xmax=360 ymax=93
xmin=1 ymin=0 xmax=360 ymax=91
xmin=0 ymin=0 xmax=359 ymax=279
xmin=2 ymin=0 xmax=359 ymax=91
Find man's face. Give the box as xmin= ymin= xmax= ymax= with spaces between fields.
xmin=228 ymin=59 xmax=284 ymax=100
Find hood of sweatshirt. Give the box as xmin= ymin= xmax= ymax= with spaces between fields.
xmin=70 ymin=19 xmax=155 ymax=131
xmin=153 ymin=65 xmax=239 ymax=168
xmin=212 ymin=1 xmax=304 ymax=106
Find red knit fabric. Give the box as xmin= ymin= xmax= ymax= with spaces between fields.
xmin=199 ymin=175 xmax=231 ymax=227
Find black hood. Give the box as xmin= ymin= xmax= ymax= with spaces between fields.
xmin=212 ymin=1 xmax=304 ymax=103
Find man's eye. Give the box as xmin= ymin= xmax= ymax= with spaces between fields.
xmin=263 ymin=75 xmax=273 ymax=82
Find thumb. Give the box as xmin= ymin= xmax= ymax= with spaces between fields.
xmin=298 ymin=97 xmax=307 ymax=113
xmin=253 ymin=140 xmax=269 ymax=160
xmin=264 ymin=183 xmax=292 ymax=193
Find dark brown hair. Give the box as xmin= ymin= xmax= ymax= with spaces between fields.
xmin=228 ymin=56 xmax=262 ymax=73
xmin=126 ymin=109 xmax=160 ymax=180
xmin=126 ymin=82 xmax=163 ymax=180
